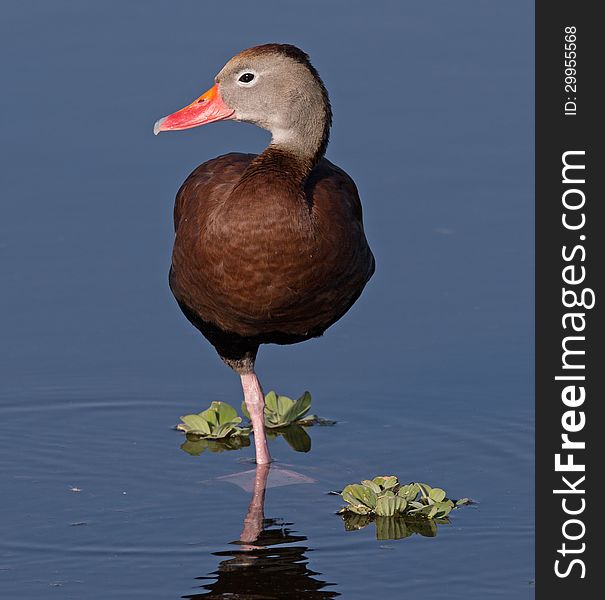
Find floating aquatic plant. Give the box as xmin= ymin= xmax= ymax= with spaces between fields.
xmin=177 ymin=401 xmax=249 ymax=439
xmin=241 ymin=391 xmax=335 ymax=429
xmin=337 ymin=476 xmax=470 ymax=540
xmin=340 ymin=476 xmax=470 ymax=518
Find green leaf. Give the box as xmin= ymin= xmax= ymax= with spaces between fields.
xmin=211 ymin=423 xmax=234 ymax=439
xmin=375 ymin=495 xmax=397 ymax=517
xmin=276 ymin=394 xmax=294 ymax=418
xmin=342 ymin=484 xmax=377 ymax=509
xmin=429 ymin=488 xmax=446 ymax=502
xmin=265 ymin=412 xmax=282 ymax=428
xmin=417 ymin=483 xmax=433 ymax=498
xmin=230 ymin=426 xmax=248 ymax=436
xmin=380 ymin=476 xmax=399 ymax=490
xmin=214 ymin=401 xmax=238 ymax=424
xmin=393 ymin=496 xmax=407 ymax=514
xmin=180 ymin=414 xmax=211 ymax=435
xmin=432 ymin=501 xmax=454 ymax=519
xmin=419 ymin=501 xmax=451 ymax=519
xmin=282 ymin=425 xmax=311 ymax=453
xmin=264 ymin=391 xmax=293 ymax=427
xmin=264 ymin=391 xmax=279 ymax=414
xmin=283 ymin=391 xmax=312 ymax=424
xmin=344 ymin=503 xmax=373 ymax=515
xmin=341 ymin=488 xmax=360 ymax=507
xmin=200 ymin=406 xmax=219 ymax=427
xmin=361 ymin=480 xmax=382 ymax=494
xmin=409 ymin=500 xmax=453 ymax=519
xmin=397 ymin=483 xmax=420 ymax=502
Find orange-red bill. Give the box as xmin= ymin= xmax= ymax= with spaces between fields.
xmin=153 ymin=84 xmax=234 ymax=135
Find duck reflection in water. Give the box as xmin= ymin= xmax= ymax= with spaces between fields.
xmin=183 ymin=464 xmax=339 ymax=599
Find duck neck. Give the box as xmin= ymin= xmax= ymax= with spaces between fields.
xmin=264 ymin=80 xmax=332 ymax=177
xmin=236 ymin=85 xmax=332 ymax=194
xmin=267 ymin=110 xmax=330 ymax=171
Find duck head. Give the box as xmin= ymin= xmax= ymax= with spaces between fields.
xmin=154 ymin=44 xmax=332 ymax=162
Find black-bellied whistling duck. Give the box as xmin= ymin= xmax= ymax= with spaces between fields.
xmin=154 ymin=44 xmax=374 ymax=465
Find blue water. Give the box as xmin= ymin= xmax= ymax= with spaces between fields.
xmin=0 ymin=1 xmax=534 ymax=598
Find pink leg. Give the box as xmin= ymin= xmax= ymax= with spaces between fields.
xmin=241 ymin=372 xmax=272 ymax=465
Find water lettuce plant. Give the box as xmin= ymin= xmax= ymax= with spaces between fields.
xmin=340 ymin=476 xmax=469 ymax=519
xmin=337 ymin=476 xmax=470 ymax=539
xmin=177 ymin=401 xmax=249 ymax=439
xmin=241 ymin=391 xmax=317 ymax=428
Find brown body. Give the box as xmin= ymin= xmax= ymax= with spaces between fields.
xmin=169 ymin=148 xmax=375 ymax=370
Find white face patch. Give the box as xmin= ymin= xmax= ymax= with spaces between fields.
xmin=235 ymin=69 xmax=259 ymax=88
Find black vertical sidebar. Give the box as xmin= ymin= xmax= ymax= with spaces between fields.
xmin=536 ymin=1 xmax=603 ymax=596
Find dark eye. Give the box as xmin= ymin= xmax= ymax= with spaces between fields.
xmin=238 ymin=72 xmax=255 ymax=83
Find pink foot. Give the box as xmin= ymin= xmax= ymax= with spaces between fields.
xmin=241 ymin=372 xmax=272 ymax=465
